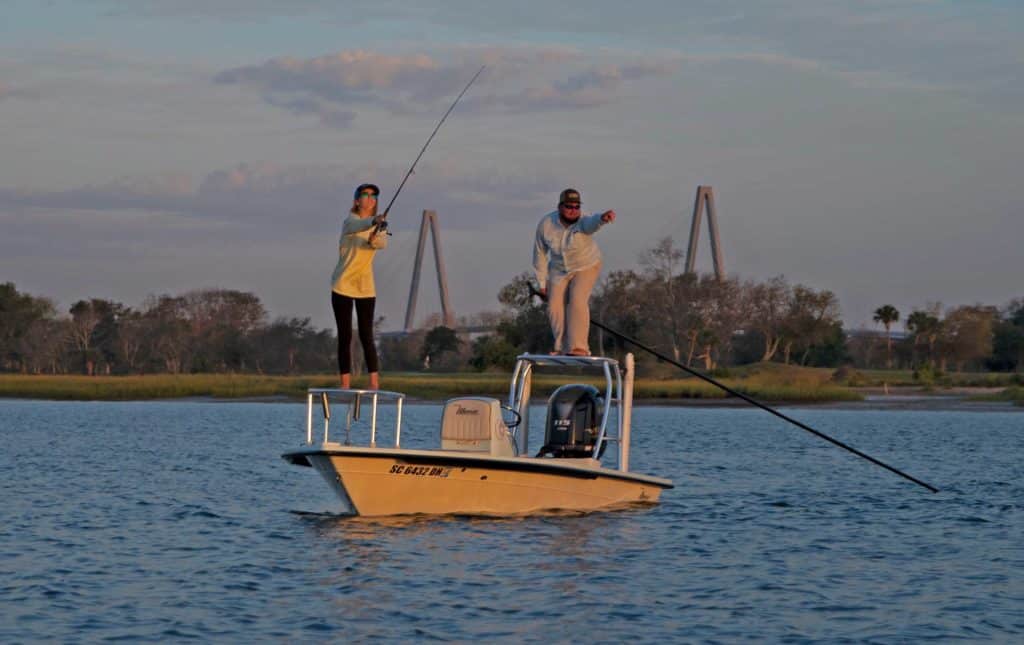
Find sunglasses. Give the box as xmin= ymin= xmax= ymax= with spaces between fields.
xmin=357 ymin=192 xmax=378 ymax=199
xmin=560 ymin=203 xmax=581 ymax=210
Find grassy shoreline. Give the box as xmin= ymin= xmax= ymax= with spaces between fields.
xmin=0 ymin=371 xmax=863 ymax=403
xmin=969 ymin=386 xmax=1024 ymax=406
xmin=6 ymin=364 xmax=1020 ymax=404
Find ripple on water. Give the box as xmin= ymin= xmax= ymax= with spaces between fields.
xmin=0 ymin=401 xmax=1022 ymax=641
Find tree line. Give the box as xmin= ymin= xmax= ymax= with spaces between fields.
xmin=408 ymin=237 xmax=1024 ymax=375
xmin=0 ymin=283 xmax=336 ymax=375
xmin=2 ymin=237 xmax=1022 ymax=375
xmin=858 ymin=301 xmax=1024 ymax=374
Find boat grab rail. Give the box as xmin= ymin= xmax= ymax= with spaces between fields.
xmin=305 ymin=388 xmax=405 ymax=448
xmin=509 ymin=353 xmax=628 ymax=471
xmin=513 ymin=354 xmax=620 ymax=369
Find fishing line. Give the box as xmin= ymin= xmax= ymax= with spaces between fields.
xmin=590 ymin=318 xmax=939 ymax=493
xmin=372 ymin=65 xmax=486 ymax=237
xmin=526 ymin=282 xmax=938 ymax=493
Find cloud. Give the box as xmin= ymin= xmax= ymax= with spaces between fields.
xmin=214 ymin=49 xmax=679 ymax=124
xmin=692 ymin=1 xmax=1024 ymax=107
xmin=9 ymin=1 xmax=1023 ymax=332
xmin=0 ymin=159 xmax=566 ymax=328
xmin=93 ymin=0 xmax=354 ymax=21
xmin=0 ymin=81 xmax=37 ymax=101
xmin=0 ymin=173 xmax=191 ymax=212
xmin=214 ymin=50 xmax=465 ymax=126
xmin=215 ymin=51 xmax=443 ymax=95
xmin=0 ymin=160 xmax=564 ymax=234
xmin=263 ymin=94 xmax=357 ymax=128
xmin=467 ymin=60 xmax=677 ymax=112
xmin=69 ymin=1 xmax=1024 ymax=110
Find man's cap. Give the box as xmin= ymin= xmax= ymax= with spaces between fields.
xmin=354 ymin=183 xmax=380 ymax=199
xmin=559 ymin=188 xmax=581 ymax=205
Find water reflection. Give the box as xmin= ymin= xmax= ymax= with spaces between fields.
xmin=2 ymin=401 xmax=1022 ymax=642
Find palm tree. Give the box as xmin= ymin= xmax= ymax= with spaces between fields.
xmin=906 ymin=310 xmax=941 ymax=367
xmin=873 ymin=304 xmax=900 ymax=369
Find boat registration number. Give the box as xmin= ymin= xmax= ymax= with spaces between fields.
xmin=389 ymin=464 xmax=452 ymax=478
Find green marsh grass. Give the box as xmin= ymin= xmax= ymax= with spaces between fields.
xmin=0 ymin=368 xmax=861 ymax=403
xmin=970 ymin=386 xmax=1024 ymax=406
xmin=0 ymin=374 xmax=336 ymax=400
xmin=856 ymin=369 xmax=1017 ymax=387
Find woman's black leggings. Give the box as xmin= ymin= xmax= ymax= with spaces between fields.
xmin=331 ymin=292 xmax=380 ymax=374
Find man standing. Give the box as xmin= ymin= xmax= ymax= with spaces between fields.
xmin=533 ymin=188 xmax=616 ymax=356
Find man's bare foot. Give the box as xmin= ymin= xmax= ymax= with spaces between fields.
xmin=340 ymin=373 xmax=351 ymax=389
xmin=368 ymin=372 xmax=380 ymax=390
xmin=567 ymin=348 xmax=590 ymax=356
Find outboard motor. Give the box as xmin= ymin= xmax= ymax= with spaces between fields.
xmin=538 ymin=384 xmax=604 ymax=458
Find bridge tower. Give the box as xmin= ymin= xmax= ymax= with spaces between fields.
xmin=404 ymin=209 xmax=456 ymax=332
xmin=685 ymin=185 xmax=725 ymax=280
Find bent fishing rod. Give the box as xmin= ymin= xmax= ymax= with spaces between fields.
xmin=527 ymin=283 xmax=938 ymax=493
xmin=371 ymin=65 xmax=486 ymax=237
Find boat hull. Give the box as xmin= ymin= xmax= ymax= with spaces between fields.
xmin=285 ymin=446 xmax=673 ymax=517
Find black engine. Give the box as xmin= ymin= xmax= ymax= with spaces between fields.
xmin=537 ymin=384 xmax=604 ymax=458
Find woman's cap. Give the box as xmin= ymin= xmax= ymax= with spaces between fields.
xmin=354 ymin=183 xmax=380 ymax=199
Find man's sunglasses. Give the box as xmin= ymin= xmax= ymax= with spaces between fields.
xmin=560 ymin=203 xmax=581 ymax=210
xmin=358 ymin=192 xmax=378 ymax=199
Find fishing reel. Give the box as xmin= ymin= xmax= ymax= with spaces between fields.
xmin=528 ymin=282 xmax=547 ymax=303
xmin=371 ymin=216 xmax=392 ymax=237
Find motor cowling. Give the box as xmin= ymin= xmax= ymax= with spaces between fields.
xmin=538 ymin=384 xmax=604 ymax=458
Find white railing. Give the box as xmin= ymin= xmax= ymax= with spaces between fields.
xmin=507 ymin=354 xmax=632 ymax=472
xmin=305 ymin=388 xmax=405 ymax=448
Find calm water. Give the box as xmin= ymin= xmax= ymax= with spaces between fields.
xmin=1 ymin=398 xmax=1021 ymax=642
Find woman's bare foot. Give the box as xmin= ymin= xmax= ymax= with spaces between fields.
xmin=368 ymin=372 xmax=380 ymax=390
xmin=340 ymin=373 xmax=351 ymax=389
xmin=567 ymin=348 xmax=590 ymax=356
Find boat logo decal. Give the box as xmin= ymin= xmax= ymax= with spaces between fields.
xmin=455 ymin=406 xmax=479 ymax=415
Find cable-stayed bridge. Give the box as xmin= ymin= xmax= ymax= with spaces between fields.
xmin=386 ymin=187 xmax=724 ymax=337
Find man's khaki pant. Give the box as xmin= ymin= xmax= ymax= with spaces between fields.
xmin=547 ymin=262 xmax=601 ymax=354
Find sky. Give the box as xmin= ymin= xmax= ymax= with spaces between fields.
xmin=2 ymin=0 xmax=1022 ymax=332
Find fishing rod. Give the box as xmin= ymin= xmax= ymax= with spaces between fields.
xmin=526 ymin=283 xmax=938 ymax=493
xmin=371 ymin=65 xmax=486 ymax=236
